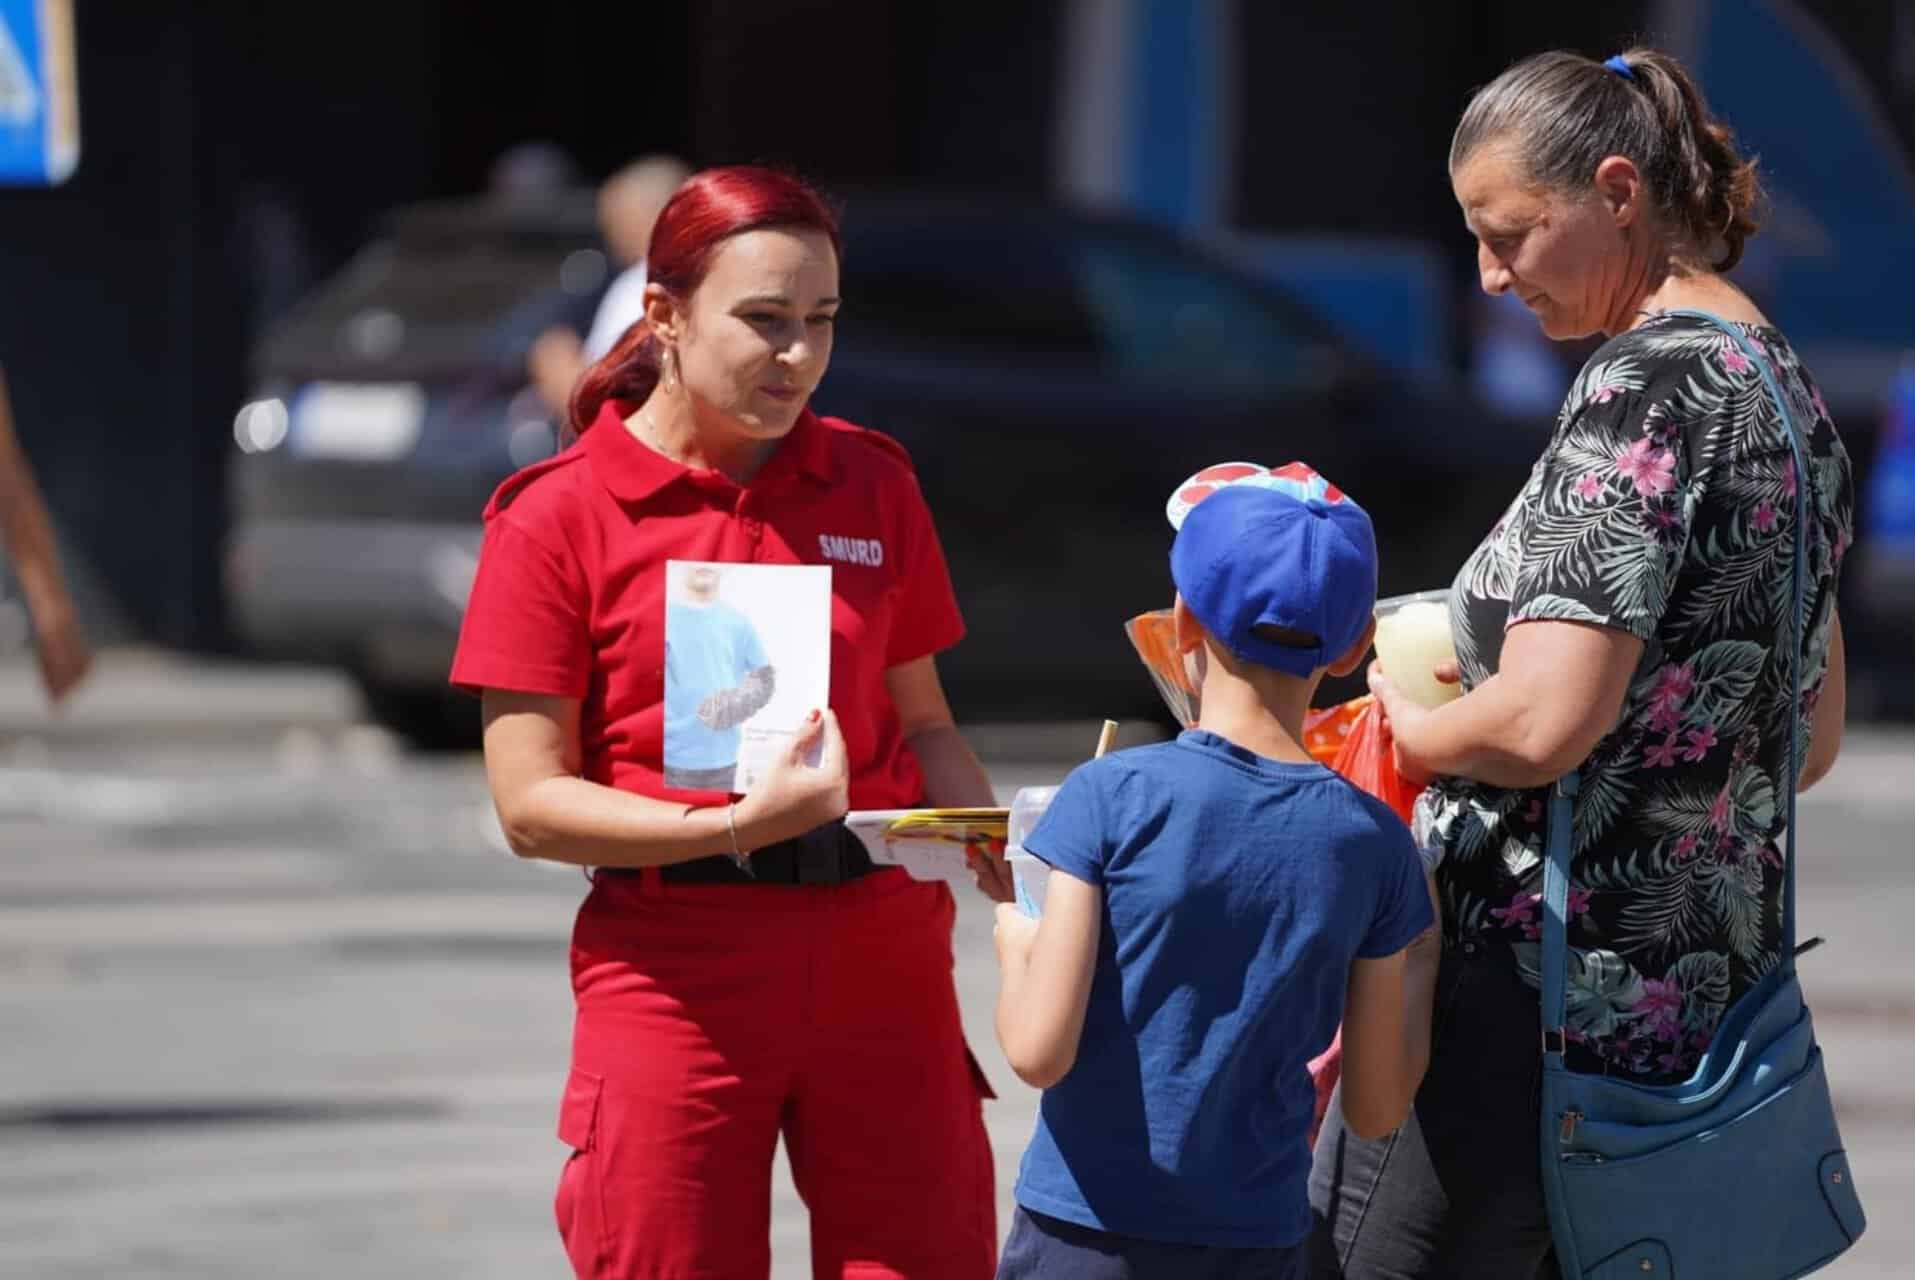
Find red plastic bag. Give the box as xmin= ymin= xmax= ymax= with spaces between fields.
xmin=1300 ymin=696 xmax=1365 ymax=764
xmin=1328 ymin=696 xmax=1422 ymax=823
xmin=1304 ymin=694 xmax=1424 ymax=1146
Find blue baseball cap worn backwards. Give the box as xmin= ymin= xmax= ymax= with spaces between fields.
xmin=1169 ymin=466 xmax=1378 ymax=678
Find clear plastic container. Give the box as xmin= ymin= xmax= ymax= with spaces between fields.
xmin=1007 ymin=784 xmax=1060 ymax=917
xmin=1372 ymin=588 xmax=1461 ymax=710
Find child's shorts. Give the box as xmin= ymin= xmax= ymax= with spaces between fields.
xmin=997 ymin=1207 xmax=1304 ymax=1280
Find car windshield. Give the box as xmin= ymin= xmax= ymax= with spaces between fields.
xmin=840 ymin=213 xmax=1340 ymax=391
xmin=259 ymin=202 xmax=602 ymax=380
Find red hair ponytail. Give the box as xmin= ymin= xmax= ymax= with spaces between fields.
xmin=565 ymin=320 xmax=663 ymax=445
xmin=564 ymin=166 xmax=842 ymax=444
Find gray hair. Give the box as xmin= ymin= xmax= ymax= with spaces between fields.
xmin=1449 ymin=48 xmax=1765 ymax=271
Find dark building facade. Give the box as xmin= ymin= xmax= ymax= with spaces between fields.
xmin=3 ymin=0 xmax=1905 ymax=649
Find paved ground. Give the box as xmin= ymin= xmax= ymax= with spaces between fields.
xmin=0 ymin=653 xmax=1910 ymax=1277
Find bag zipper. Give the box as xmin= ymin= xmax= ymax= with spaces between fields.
xmin=1558 ymin=1109 xmax=1606 ymax=1163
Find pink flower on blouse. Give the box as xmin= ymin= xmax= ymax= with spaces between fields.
xmin=1647 ymin=504 xmax=1684 ymax=547
xmin=1590 ymin=384 xmax=1623 ymax=404
xmin=1643 ymin=663 xmax=1695 ymax=735
xmin=1651 ymin=664 xmax=1695 ymax=703
xmin=1752 ymin=501 xmax=1778 ymax=534
xmin=1491 ymin=888 xmax=1589 ymax=941
xmin=1720 ymin=339 xmax=1752 ymax=375
xmin=1575 ymin=473 xmax=1604 ymax=501
xmin=1638 ymin=976 xmax=1684 ymax=1039
xmin=1644 ymin=733 xmax=1682 ymax=768
xmin=1707 ymin=787 xmax=1732 ymax=830
xmin=1682 ymin=724 xmax=1719 ymax=762
xmin=1490 ymin=892 xmax=1538 ymax=932
xmin=1781 ymin=456 xmax=1798 ymax=499
xmin=1673 ymin=833 xmax=1701 ymax=860
xmin=1615 ymin=438 xmax=1676 ymax=498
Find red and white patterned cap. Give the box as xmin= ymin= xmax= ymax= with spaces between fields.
xmin=1168 ymin=459 xmax=1375 ymax=676
xmin=1165 ymin=460 xmax=1349 ymax=531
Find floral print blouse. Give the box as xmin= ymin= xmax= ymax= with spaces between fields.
xmin=1421 ymin=313 xmax=1854 ymax=1081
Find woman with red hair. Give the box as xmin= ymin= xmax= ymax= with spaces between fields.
xmin=453 ymin=166 xmax=1005 ymax=1278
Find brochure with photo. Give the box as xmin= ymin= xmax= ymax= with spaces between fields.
xmin=662 ymin=560 xmax=831 ymax=795
xmin=845 ymin=808 xmax=1009 ymax=883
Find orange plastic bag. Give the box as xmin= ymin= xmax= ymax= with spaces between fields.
xmin=1326 ymin=696 xmax=1422 ymax=823
xmin=1301 ymin=696 xmax=1366 ymax=765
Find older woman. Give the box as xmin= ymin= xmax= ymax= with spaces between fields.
xmin=1308 ymin=48 xmax=1853 ymax=1278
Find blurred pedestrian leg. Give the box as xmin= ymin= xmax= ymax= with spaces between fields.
xmin=0 ymin=363 xmax=91 ymax=703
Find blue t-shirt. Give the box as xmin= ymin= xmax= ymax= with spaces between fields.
xmin=663 ymin=599 xmax=769 ymax=770
xmin=1015 ymin=729 xmax=1432 ymax=1248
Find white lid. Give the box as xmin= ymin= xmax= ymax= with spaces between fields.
xmin=1007 ymin=784 xmax=1061 ymax=847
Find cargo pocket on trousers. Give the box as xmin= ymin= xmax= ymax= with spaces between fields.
xmin=961 ymin=1045 xmax=1000 ymax=1263
xmin=554 ymin=1068 xmax=606 ymax=1279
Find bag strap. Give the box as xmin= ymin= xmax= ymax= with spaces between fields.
xmin=1541 ymin=309 xmax=1812 ymax=1063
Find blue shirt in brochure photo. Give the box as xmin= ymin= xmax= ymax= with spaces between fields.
xmin=665 ymin=599 xmax=770 ymax=773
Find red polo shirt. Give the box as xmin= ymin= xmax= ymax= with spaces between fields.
xmin=450 ymin=402 xmax=965 ymax=810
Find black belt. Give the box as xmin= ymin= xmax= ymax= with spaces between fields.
xmin=605 ymin=821 xmax=880 ymax=886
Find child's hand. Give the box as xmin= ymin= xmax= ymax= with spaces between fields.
xmin=993 ymin=902 xmax=1039 ymax=970
xmin=968 ymin=844 xmax=1016 ymax=904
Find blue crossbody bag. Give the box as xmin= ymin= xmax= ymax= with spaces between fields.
xmin=1537 ymin=311 xmax=1866 ymax=1279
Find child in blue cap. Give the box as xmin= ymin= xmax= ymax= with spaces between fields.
xmin=992 ymin=466 xmax=1439 ymax=1280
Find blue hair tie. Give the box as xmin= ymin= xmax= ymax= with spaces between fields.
xmin=1604 ymin=54 xmax=1636 ymax=81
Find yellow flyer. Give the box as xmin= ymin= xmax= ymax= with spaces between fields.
xmin=845 ymin=808 xmax=1008 ymax=882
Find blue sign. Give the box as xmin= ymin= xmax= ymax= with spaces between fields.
xmin=0 ymin=0 xmax=78 ymax=186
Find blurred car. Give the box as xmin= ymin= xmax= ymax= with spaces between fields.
xmin=227 ymin=192 xmax=1534 ymax=744
xmin=226 ymin=195 xmax=600 ymax=744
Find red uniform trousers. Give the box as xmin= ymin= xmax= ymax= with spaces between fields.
xmin=555 ymin=866 xmax=997 ymax=1279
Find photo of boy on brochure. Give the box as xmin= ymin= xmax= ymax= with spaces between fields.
xmin=662 ymin=560 xmax=830 ymax=793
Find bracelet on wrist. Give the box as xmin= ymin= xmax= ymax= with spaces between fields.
xmin=725 ymin=802 xmax=754 ymax=876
